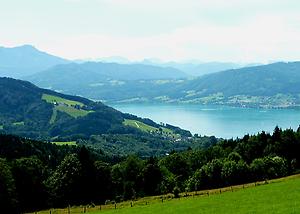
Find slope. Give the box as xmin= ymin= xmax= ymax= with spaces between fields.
xmin=0 ymin=45 xmax=69 ymax=77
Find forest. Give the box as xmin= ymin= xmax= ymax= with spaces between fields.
xmin=1 ymin=125 xmax=300 ymax=213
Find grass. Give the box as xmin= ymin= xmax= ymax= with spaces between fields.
xmin=42 ymin=93 xmax=93 ymax=120
xmin=0 ymin=125 xmax=3 ymax=130
xmin=55 ymin=106 xmax=91 ymax=118
xmin=12 ymin=121 xmax=24 ymax=126
xmin=42 ymin=94 xmax=84 ymax=107
xmin=123 ymin=119 xmax=177 ymax=138
xmin=50 ymin=108 xmax=58 ymax=124
xmin=123 ymin=119 xmax=158 ymax=132
xmin=51 ymin=141 xmax=77 ymax=146
xmin=31 ymin=174 xmax=300 ymax=214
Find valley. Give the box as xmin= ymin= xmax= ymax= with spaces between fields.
xmin=1 ymin=0 xmax=300 ymax=213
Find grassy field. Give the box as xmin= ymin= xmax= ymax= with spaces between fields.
xmin=51 ymin=141 xmax=77 ymax=146
xmin=12 ymin=121 xmax=25 ymax=126
xmin=55 ymin=106 xmax=91 ymax=118
xmin=123 ymin=119 xmax=178 ymax=138
xmin=123 ymin=119 xmax=158 ymax=132
xmin=42 ymin=93 xmax=93 ymax=121
xmin=32 ymin=174 xmax=300 ymax=214
xmin=42 ymin=94 xmax=84 ymax=107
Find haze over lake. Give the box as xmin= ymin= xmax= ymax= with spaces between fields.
xmin=113 ymin=104 xmax=300 ymax=139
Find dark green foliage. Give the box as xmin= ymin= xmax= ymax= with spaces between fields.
xmin=1 ymin=124 xmax=300 ymax=212
xmin=0 ymin=77 xmax=125 ymax=139
xmin=0 ymin=158 xmax=17 ymax=213
xmin=46 ymin=154 xmax=83 ymax=206
xmin=12 ymin=157 xmax=48 ymax=212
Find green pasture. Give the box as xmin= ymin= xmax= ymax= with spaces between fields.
xmin=42 ymin=94 xmax=84 ymax=107
xmin=32 ymin=174 xmax=300 ymax=214
xmin=123 ymin=119 xmax=176 ymax=138
xmin=51 ymin=141 xmax=77 ymax=146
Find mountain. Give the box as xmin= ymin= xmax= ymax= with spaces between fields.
xmin=166 ymin=62 xmax=300 ymax=107
xmin=140 ymin=60 xmax=245 ymax=76
xmin=0 ymin=77 xmax=200 ymax=156
xmin=24 ymin=62 xmax=188 ymax=100
xmin=0 ymin=45 xmax=69 ymax=77
xmin=26 ymin=61 xmax=187 ymax=83
xmin=25 ymin=62 xmax=300 ymax=107
xmin=0 ymin=77 xmax=125 ymax=139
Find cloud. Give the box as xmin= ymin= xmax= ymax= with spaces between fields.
xmin=41 ymin=11 xmax=300 ymax=62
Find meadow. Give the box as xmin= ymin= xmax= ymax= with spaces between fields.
xmin=51 ymin=141 xmax=77 ymax=146
xmin=123 ymin=119 xmax=179 ymax=138
xmin=42 ymin=93 xmax=93 ymax=121
xmin=42 ymin=94 xmax=84 ymax=107
xmin=32 ymin=174 xmax=300 ymax=214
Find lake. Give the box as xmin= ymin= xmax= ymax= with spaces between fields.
xmin=112 ymin=104 xmax=300 ymax=139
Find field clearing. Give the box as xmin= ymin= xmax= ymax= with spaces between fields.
xmin=51 ymin=141 xmax=77 ymax=146
xmin=55 ymin=106 xmax=91 ymax=118
xmin=42 ymin=93 xmax=93 ymax=120
xmin=123 ymin=119 xmax=158 ymax=132
xmin=42 ymin=94 xmax=84 ymax=107
xmin=12 ymin=121 xmax=24 ymax=126
xmin=32 ymin=174 xmax=300 ymax=214
xmin=123 ymin=119 xmax=177 ymax=138
xmin=50 ymin=108 xmax=58 ymax=124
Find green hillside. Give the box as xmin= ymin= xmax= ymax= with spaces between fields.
xmin=0 ymin=77 xmax=203 ymax=157
xmin=99 ymin=176 xmax=300 ymax=214
xmin=27 ymin=62 xmax=300 ymax=108
xmin=32 ymin=175 xmax=300 ymax=214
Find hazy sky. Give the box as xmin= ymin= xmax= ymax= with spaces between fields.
xmin=1 ymin=0 xmax=300 ymax=62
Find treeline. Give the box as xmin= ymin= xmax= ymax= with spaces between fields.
xmin=1 ymin=126 xmax=300 ymax=213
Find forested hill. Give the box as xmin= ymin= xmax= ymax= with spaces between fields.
xmin=178 ymin=62 xmax=300 ymax=97
xmin=25 ymin=61 xmax=187 ymax=85
xmin=0 ymin=77 xmax=191 ymax=142
xmin=0 ymin=77 xmax=124 ymax=139
xmin=25 ymin=61 xmax=300 ymax=108
xmin=167 ymin=61 xmax=300 ymax=107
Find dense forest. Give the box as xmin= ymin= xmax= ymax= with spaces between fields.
xmin=1 ymin=126 xmax=300 ymax=213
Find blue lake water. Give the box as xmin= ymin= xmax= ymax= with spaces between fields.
xmin=112 ymin=104 xmax=300 ymax=139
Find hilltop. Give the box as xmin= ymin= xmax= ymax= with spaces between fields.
xmin=0 ymin=45 xmax=69 ymax=77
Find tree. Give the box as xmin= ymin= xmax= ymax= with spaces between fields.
xmin=159 ymin=153 xmax=191 ymax=188
xmin=0 ymin=158 xmax=17 ymax=213
xmin=12 ymin=157 xmax=48 ymax=212
xmin=250 ymin=158 xmax=268 ymax=181
xmin=122 ymin=156 xmax=143 ymax=199
xmin=46 ymin=154 xmax=82 ymax=206
xmin=142 ymin=157 xmax=162 ymax=196
xmin=94 ymin=161 xmax=112 ymax=202
xmin=228 ymin=152 xmax=242 ymax=162
xmin=221 ymin=160 xmax=238 ymax=185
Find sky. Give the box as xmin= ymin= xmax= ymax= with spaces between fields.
xmin=0 ymin=0 xmax=300 ymax=63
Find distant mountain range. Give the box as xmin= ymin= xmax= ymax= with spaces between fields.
xmin=0 ymin=45 xmax=69 ymax=77
xmin=26 ymin=61 xmax=300 ymax=108
xmin=140 ymin=60 xmax=245 ymax=76
xmin=26 ymin=61 xmax=187 ymax=84
xmin=168 ymin=62 xmax=300 ymax=108
xmin=2 ymin=45 xmax=300 ymax=108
